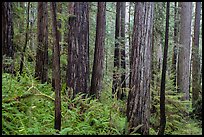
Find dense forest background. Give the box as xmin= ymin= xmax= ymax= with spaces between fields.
xmin=2 ymin=2 xmax=202 ymax=135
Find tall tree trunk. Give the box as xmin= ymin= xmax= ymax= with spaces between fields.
xmin=66 ymin=2 xmax=75 ymax=97
xmin=120 ymin=2 xmax=126 ymax=99
xmin=19 ymin=2 xmax=30 ymax=77
xmin=125 ymin=2 xmax=130 ymax=87
xmin=151 ymin=2 xmax=164 ymax=95
xmin=43 ymin=3 xmax=49 ymax=83
xmin=158 ymin=2 xmax=170 ymax=135
xmin=2 ymin=2 xmax=14 ymax=74
xmin=112 ymin=2 xmax=121 ymax=98
xmin=177 ymin=2 xmax=192 ymax=100
xmin=172 ymin=2 xmax=178 ymax=87
xmin=176 ymin=2 xmax=181 ymax=92
xmin=51 ymin=2 xmax=61 ymax=131
xmin=52 ymin=39 xmax=55 ymax=90
xmin=35 ymin=2 xmax=48 ymax=83
xmin=52 ymin=2 xmax=62 ymax=89
xmin=90 ymin=2 xmax=106 ymax=99
xmin=192 ymin=2 xmax=201 ymax=108
xmin=29 ymin=2 xmax=35 ymax=51
xmin=125 ymin=2 xmax=130 ymax=89
xmin=76 ymin=2 xmax=89 ymax=97
xmin=66 ymin=2 xmax=89 ymax=98
xmin=19 ymin=2 xmax=24 ymax=39
xmin=126 ymin=2 xmax=154 ymax=135
xmin=35 ymin=2 xmax=43 ymax=81
xmin=128 ymin=2 xmax=132 ymax=89
xmin=57 ymin=2 xmax=62 ymax=44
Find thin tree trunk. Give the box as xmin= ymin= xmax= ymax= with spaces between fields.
xmin=57 ymin=2 xmax=62 ymax=44
xmin=120 ymin=2 xmax=126 ymax=100
xmin=66 ymin=2 xmax=75 ymax=97
xmin=192 ymin=2 xmax=201 ymax=108
xmin=29 ymin=2 xmax=35 ymax=52
xmin=19 ymin=2 xmax=24 ymax=35
xmin=90 ymin=2 xmax=106 ymax=99
xmin=52 ymin=40 xmax=55 ymax=90
xmin=172 ymin=2 xmax=178 ymax=87
xmin=158 ymin=2 xmax=169 ymax=135
xmin=43 ymin=2 xmax=48 ymax=83
xmin=151 ymin=22 xmax=155 ymax=87
xmin=51 ymin=2 xmax=61 ymax=131
xmin=52 ymin=3 xmax=62 ymax=89
xmin=35 ymin=2 xmax=44 ymax=81
xmin=112 ymin=2 xmax=121 ymax=98
xmin=19 ymin=2 xmax=30 ymax=77
xmin=128 ymin=2 xmax=132 ymax=89
xmin=125 ymin=2 xmax=130 ymax=88
xmin=176 ymin=2 xmax=182 ymax=92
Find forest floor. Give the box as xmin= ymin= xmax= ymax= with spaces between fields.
xmin=2 ymin=73 xmax=202 ymax=135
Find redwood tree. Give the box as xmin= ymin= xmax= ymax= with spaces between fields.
xmin=66 ymin=2 xmax=89 ymax=98
xmin=35 ymin=2 xmax=48 ymax=83
xmin=177 ymin=2 xmax=192 ymax=100
xmin=112 ymin=2 xmax=121 ymax=99
xmin=171 ymin=2 xmax=178 ymax=87
xmin=52 ymin=2 xmax=62 ymax=89
xmin=112 ymin=2 xmax=126 ymax=100
xmin=158 ymin=2 xmax=170 ymax=135
xmin=192 ymin=2 xmax=201 ymax=108
xmin=2 ymin=2 xmax=14 ymax=74
xmin=90 ymin=2 xmax=106 ymax=99
xmin=126 ymin=2 xmax=154 ymax=135
xmin=51 ymin=2 xmax=61 ymax=131
xmin=120 ymin=2 xmax=126 ymax=99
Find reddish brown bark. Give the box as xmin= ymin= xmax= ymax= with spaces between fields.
xmin=51 ymin=2 xmax=61 ymax=131
xmin=66 ymin=2 xmax=89 ymax=98
xmin=126 ymin=2 xmax=154 ymax=135
xmin=90 ymin=2 xmax=106 ymax=99
xmin=35 ymin=2 xmax=48 ymax=83
xmin=2 ymin=2 xmax=14 ymax=74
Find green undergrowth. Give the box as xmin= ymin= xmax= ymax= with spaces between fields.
xmin=2 ymin=73 xmax=202 ymax=135
xmin=150 ymin=71 xmax=202 ymax=135
xmin=2 ymin=73 xmax=126 ymax=135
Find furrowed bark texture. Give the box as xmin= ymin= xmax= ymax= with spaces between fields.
xmin=66 ymin=2 xmax=89 ymax=98
xmin=2 ymin=2 xmax=14 ymax=74
xmin=192 ymin=2 xmax=201 ymax=107
xmin=51 ymin=2 xmax=61 ymax=131
xmin=126 ymin=2 xmax=154 ymax=135
xmin=177 ymin=2 xmax=192 ymax=100
xmin=35 ymin=2 xmax=48 ymax=83
xmin=90 ymin=2 xmax=106 ymax=99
